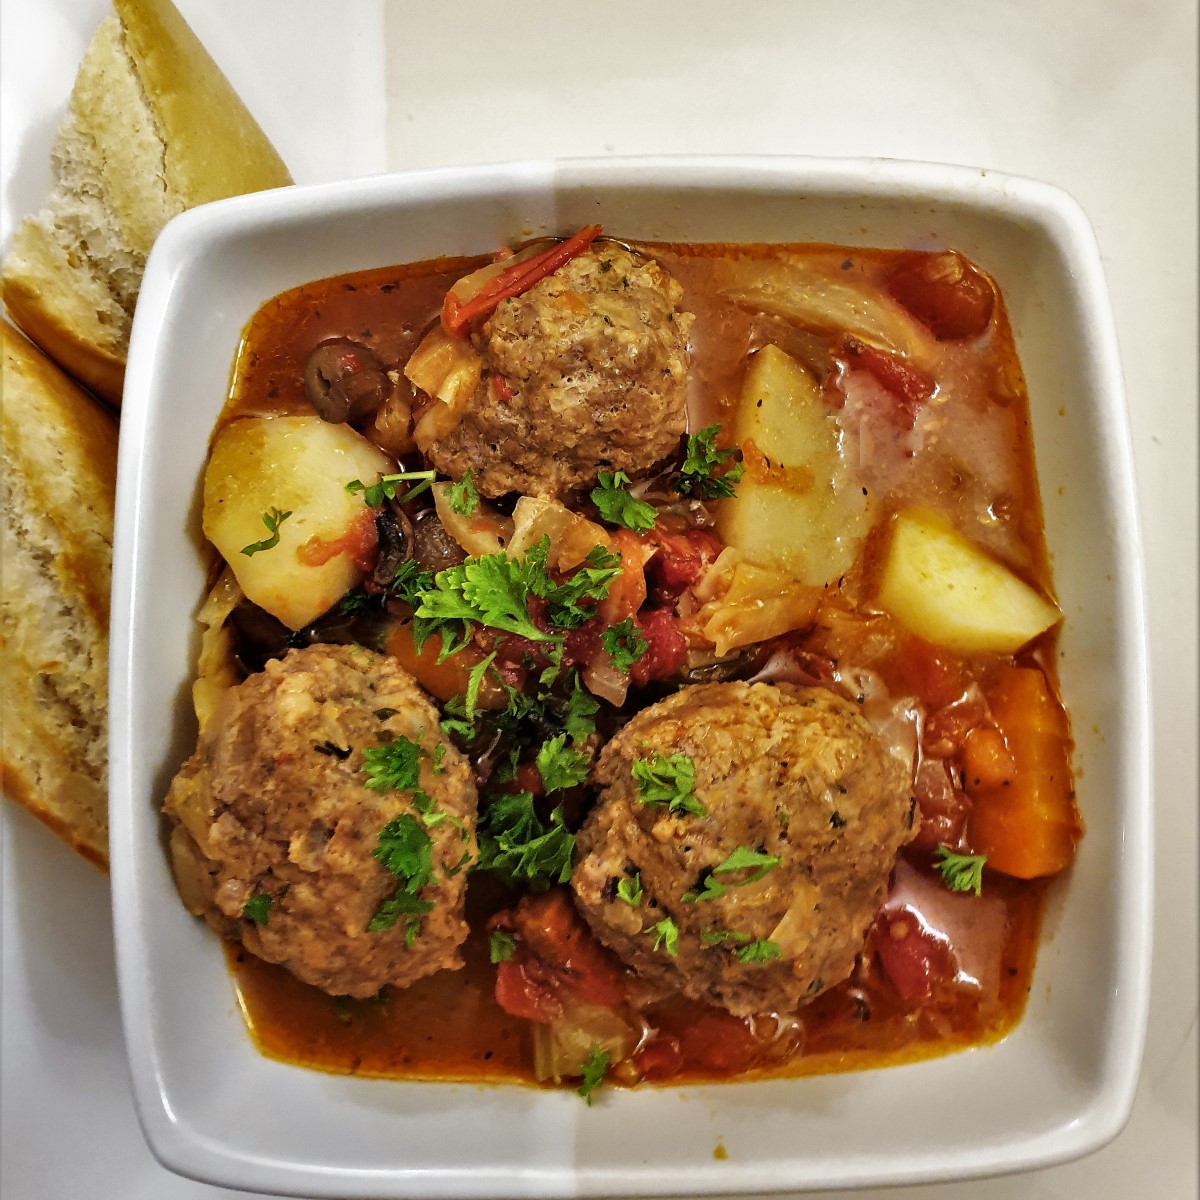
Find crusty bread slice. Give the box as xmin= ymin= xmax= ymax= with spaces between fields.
xmin=2 ymin=0 xmax=293 ymax=408
xmin=1 ymin=321 xmax=119 ymax=868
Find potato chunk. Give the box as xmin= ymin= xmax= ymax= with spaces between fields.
xmin=877 ymin=509 xmax=1061 ymax=653
xmin=203 ymin=415 xmax=393 ymax=630
xmin=717 ymin=344 xmax=869 ymax=585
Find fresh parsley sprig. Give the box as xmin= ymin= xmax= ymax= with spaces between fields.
xmin=535 ymin=734 xmax=591 ymax=793
xmin=933 ymin=846 xmax=987 ymax=896
xmin=446 ymin=472 xmax=479 ymax=516
xmin=240 ymin=506 xmax=292 ymax=556
xmin=347 ymin=470 xmax=437 ymax=508
xmin=682 ymin=846 xmax=782 ymax=902
xmin=591 ymin=470 xmax=657 ymax=532
xmin=488 ymin=930 xmax=517 ymax=963
xmin=645 ymin=916 xmax=679 ymax=956
xmin=576 ymin=1045 xmax=610 ymax=1105
xmin=631 ymin=752 xmax=706 ymax=817
xmin=601 ymin=617 xmax=648 ymax=672
xmin=675 ymin=424 xmax=745 ymax=499
xmin=616 ymin=872 xmax=643 ymax=907
xmin=476 ymin=792 xmax=575 ymax=889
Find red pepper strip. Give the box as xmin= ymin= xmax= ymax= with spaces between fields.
xmin=441 ymin=224 xmax=603 ymax=337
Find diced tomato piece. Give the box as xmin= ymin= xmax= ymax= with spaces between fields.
xmin=907 ymin=758 xmax=969 ymax=856
xmin=887 ymin=251 xmax=995 ymax=341
xmin=634 ymin=1034 xmax=684 ymax=1080
xmin=967 ymin=667 xmax=1081 ymax=878
xmin=645 ymin=529 xmax=724 ymax=603
xmin=629 ymin=608 xmax=688 ymax=687
xmin=677 ymin=1011 xmax=757 ymax=1072
xmin=508 ymin=890 xmax=628 ymax=1010
xmin=836 ymin=336 xmax=934 ymax=430
xmin=296 ymin=508 xmax=379 ymax=572
xmin=871 ymin=908 xmax=958 ymax=1002
xmin=890 ymin=633 xmax=968 ymax=710
xmin=923 ymin=692 xmax=988 ymax=758
xmin=494 ymin=957 xmax=562 ymax=1024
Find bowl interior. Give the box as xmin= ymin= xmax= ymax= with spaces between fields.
xmin=111 ymin=158 xmax=1149 ymax=1198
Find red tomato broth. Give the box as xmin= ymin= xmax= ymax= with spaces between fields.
xmin=217 ymin=236 xmax=1073 ymax=1089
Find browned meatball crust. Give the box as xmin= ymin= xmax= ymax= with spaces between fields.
xmin=163 ymin=644 xmax=477 ymax=998
xmin=572 ymin=682 xmax=914 ymax=1016
xmin=422 ymin=245 xmax=693 ymax=498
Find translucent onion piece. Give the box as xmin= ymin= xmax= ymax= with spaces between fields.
xmin=508 ymin=495 xmax=614 ymax=569
xmin=405 ymin=326 xmax=484 ymax=449
xmin=432 ymin=483 xmax=514 ymax=558
xmin=531 ymin=997 xmax=639 ymax=1084
xmin=582 ymin=652 xmax=629 ymax=707
xmin=192 ymin=567 xmax=244 ymax=729
xmin=447 ymin=242 xmax=547 ymax=306
xmin=718 ymin=258 xmax=939 ymax=371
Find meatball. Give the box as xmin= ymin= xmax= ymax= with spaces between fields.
xmin=422 ymin=245 xmax=693 ymax=498
xmin=163 ymin=644 xmax=478 ymax=998
xmin=572 ymin=681 xmax=914 ymax=1015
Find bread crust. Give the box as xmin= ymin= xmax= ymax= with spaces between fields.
xmin=1 ymin=0 xmax=292 ymax=407
xmin=2 ymin=322 xmax=118 ymax=868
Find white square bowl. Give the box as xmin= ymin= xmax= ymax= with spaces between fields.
xmin=110 ymin=156 xmax=1152 ymax=1198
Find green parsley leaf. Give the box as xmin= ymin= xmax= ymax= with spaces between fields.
xmin=241 ymin=892 xmax=272 ymax=924
xmin=337 ymin=585 xmax=379 ymax=615
xmin=682 ymin=846 xmax=782 ymax=902
xmin=563 ymin=671 xmax=600 ymax=746
xmin=591 ymin=470 xmax=657 ymax=532
xmin=616 ymin=872 xmax=643 ymax=907
xmin=240 ymin=506 xmax=292 ymax=556
xmin=675 ymin=424 xmax=745 ymax=499
xmin=631 ymin=752 xmax=706 ymax=817
xmin=735 ymin=938 xmax=783 ymax=964
xmin=536 ymin=734 xmax=591 ymax=794
xmin=446 ymin=472 xmax=480 ymax=516
xmin=431 ymin=742 xmax=447 ymax=775
xmin=700 ymin=928 xmax=751 ymax=946
xmin=645 ymin=916 xmax=679 ymax=956
xmin=361 ymin=735 xmax=431 ymax=807
xmin=372 ymin=813 xmax=434 ymax=891
xmin=601 ymin=617 xmax=648 ymax=672
xmin=387 ymin=559 xmax=435 ymax=608
xmin=366 ymin=888 xmax=434 ymax=933
xmin=347 ymin=470 xmax=437 ymax=508
xmin=464 ymin=652 xmax=497 ymax=720
xmin=576 ymin=1045 xmax=610 ymax=1105
xmin=539 ymin=543 xmax=623 ymax=630
xmin=933 ymin=846 xmax=987 ymax=896
xmin=476 ymin=793 xmax=575 ymax=889
xmin=488 ymin=930 xmax=517 ymax=963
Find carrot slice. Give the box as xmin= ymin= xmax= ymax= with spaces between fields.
xmin=967 ymin=667 xmax=1081 ymax=878
xmin=441 ymin=225 xmax=603 ymax=337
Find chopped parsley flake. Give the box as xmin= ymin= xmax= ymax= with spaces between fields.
xmin=591 ymin=470 xmax=657 ymax=532
xmin=576 ymin=1045 xmax=610 ymax=1104
xmin=362 ymin=735 xmax=430 ymax=807
xmin=735 ymin=938 xmax=783 ymax=964
xmin=601 ymin=617 xmax=648 ymax=672
xmin=366 ymin=888 xmax=434 ymax=934
xmin=372 ymin=813 xmax=434 ymax=891
xmin=616 ymin=872 xmax=643 ymax=907
xmin=536 ymin=734 xmax=591 ymax=794
xmin=488 ymin=930 xmax=517 ymax=963
xmin=683 ymin=847 xmax=781 ymax=902
xmin=240 ymin=507 xmax=292 ymax=556
xmin=241 ymin=893 xmax=272 ymax=924
xmin=645 ymin=916 xmax=679 ymax=956
xmin=631 ymin=752 xmax=705 ymax=817
xmin=446 ymin=472 xmax=480 ymax=516
xmin=476 ymin=792 xmax=575 ymax=889
xmin=563 ymin=672 xmax=600 ymax=746
xmin=700 ymin=928 xmax=751 ymax=946
xmin=933 ymin=846 xmax=987 ymax=896
xmin=675 ymin=424 xmax=745 ymax=499
xmin=347 ymin=470 xmax=436 ymax=508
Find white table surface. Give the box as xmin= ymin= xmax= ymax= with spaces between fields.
xmin=2 ymin=1 xmax=1196 ymax=1197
